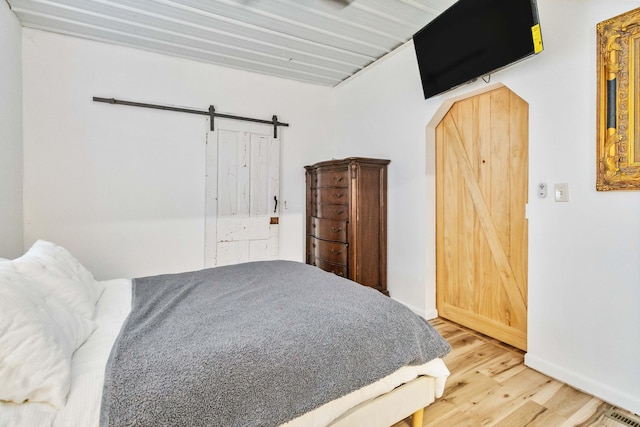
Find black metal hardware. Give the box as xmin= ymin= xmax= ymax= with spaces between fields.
xmin=93 ymin=97 xmax=289 ymax=137
xmin=209 ymin=105 xmax=215 ymax=131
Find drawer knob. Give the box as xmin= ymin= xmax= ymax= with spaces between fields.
xmin=331 ymin=226 xmax=342 ymax=233
xmin=331 ymin=249 xmax=343 ymax=255
xmin=333 ymin=176 xmax=344 ymax=183
xmin=332 ymin=193 xmax=344 ymax=199
xmin=336 ymin=271 xmax=344 ymax=277
xmin=333 ymin=209 xmax=344 ymax=215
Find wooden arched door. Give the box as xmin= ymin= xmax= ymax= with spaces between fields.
xmin=435 ymin=86 xmax=528 ymax=350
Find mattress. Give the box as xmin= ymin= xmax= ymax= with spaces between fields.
xmin=0 ymin=279 xmax=449 ymax=427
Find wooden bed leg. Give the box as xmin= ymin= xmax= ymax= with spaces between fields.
xmin=411 ymin=408 xmax=424 ymax=427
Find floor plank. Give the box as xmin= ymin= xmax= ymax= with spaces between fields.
xmin=391 ymin=318 xmax=639 ymax=427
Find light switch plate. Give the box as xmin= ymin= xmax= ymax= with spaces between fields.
xmin=554 ymin=183 xmax=569 ymax=202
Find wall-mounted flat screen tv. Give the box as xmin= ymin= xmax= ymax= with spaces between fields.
xmin=413 ymin=0 xmax=543 ymax=99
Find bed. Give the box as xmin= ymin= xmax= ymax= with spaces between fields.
xmin=0 ymin=240 xmax=450 ymax=427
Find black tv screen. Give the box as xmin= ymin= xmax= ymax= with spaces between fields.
xmin=413 ymin=0 xmax=543 ymax=99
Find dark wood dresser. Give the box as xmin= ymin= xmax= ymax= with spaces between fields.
xmin=305 ymin=157 xmax=390 ymax=295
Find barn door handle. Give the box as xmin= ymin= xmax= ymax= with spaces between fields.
xmin=274 ymin=196 xmax=278 ymax=213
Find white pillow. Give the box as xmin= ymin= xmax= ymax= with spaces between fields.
xmin=7 ymin=240 xmax=104 ymax=319
xmin=0 ymin=271 xmax=95 ymax=408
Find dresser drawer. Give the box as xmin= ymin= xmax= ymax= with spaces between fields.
xmin=311 ymin=238 xmax=348 ymax=265
xmin=315 ymin=204 xmax=349 ymax=220
xmin=305 ymin=236 xmax=314 ymax=264
xmin=314 ymin=259 xmax=348 ymax=278
xmin=310 ymin=217 xmax=347 ymax=242
xmin=307 ymin=199 xmax=317 ymax=217
xmin=315 ymin=169 xmax=349 ymax=188
xmin=315 ymin=187 xmax=349 ymax=205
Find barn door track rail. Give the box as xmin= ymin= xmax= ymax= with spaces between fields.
xmin=93 ymin=97 xmax=289 ymax=137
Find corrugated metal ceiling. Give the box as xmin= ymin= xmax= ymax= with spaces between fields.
xmin=7 ymin=0 xmax=456 ymax=86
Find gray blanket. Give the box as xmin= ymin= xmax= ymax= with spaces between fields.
xmin=100 ymin=260 xmax=450 ymax=427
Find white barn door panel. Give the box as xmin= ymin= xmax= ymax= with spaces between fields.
xmin=205 ymin=119 xmax=280 ymax=268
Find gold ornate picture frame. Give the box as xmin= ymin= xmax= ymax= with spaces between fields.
xmin=596 ymin=8 xmax=640 ymax=191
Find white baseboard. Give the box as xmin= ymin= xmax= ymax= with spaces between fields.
xmin=525 ymin=353 xmax=640 ymax=415
xmin=391 ymin=297 xmax=438 ymax=320
xmin=423 ymin=308 xmax=439 ymax=320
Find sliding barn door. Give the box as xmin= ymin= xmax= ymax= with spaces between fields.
xmin=205 ymin=120 xmax=280 ymax=267
xmin=435 ymin=87 xmax=528 ymax=350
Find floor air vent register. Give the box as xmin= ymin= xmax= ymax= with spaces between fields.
xmin=603 ymin=409 xmax=640 ymax=427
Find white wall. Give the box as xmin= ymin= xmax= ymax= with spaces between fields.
xmin=332 ymin=0 xmax=640 ymax=414
xmin=18 ymin=0 xmax=640 ymax=414
xmin=0 ymin=1 xmax=23 ymax=258
xmin=331 ymin=46 xmax=438 ymax=317
xmin=22 ymin=29 xmax=333 ymax=279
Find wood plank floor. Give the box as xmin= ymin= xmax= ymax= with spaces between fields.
xmin=392 ymin=318 xmax=640 ymax=427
